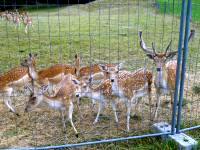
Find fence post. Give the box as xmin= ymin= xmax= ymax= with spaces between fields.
xmin=176 ymin=0 xmax=192 ymax=134
xmin=171 ymin=0 xmax=186 ymax=135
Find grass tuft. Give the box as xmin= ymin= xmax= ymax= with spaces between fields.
xmin=192 ymin=84 xmax=200 ymax=95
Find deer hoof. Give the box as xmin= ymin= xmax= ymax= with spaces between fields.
xmin=63 ymin=130 xmax=67 ymax=134
xmin=16 ymin=113 xmax=20 ymax=117
xmin=75 ymin=133 xmax=79 ymax=138
xmin=93 ymin=121 xmax=97 ymax=125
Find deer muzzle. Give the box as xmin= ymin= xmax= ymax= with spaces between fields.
xmin=156 ymin=68 xmax=161 ymax=72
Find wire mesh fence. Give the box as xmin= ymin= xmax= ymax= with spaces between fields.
xmin=0 ymin=0 xmax=199 ymax=149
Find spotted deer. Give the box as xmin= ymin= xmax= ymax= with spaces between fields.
xmin=0 ymin=11 xmax=6 ymax=20
xmin=21 ymin=54 xmax=79 ymax=95
xmin=75 ymin=55 xmax=123 ymax=106
xmin=75 ymin=55 xmax=120 ymax=80
xmin=25 ymin=74 xmax=81 ymax=137
xmin=0 ymin=53 xmax=37 ymax=115
xmin=101 ymin=64 xmax=153 ymax=131
xmin=21 ymin=12 xmax=32 ymax=33
xmin=12 ymin=11 xmax=21 ymax=29
xmin=79 ymin=73 xmax=119 ymax=124
xmin=138 ymin=30 xmax=194 ymax=120
xmin=4 ymin=11 xmax=13 ymax=22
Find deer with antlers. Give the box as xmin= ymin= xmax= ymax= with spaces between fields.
xmin=138 ymin=30 xmax=194 ymax=120
xmin=25 ymin=74 xmax=81 ymax=137
xmin=100 ymin=64 xmax=153 ymax=132
xmin=0 ymin=53 xmax=37 ymax=115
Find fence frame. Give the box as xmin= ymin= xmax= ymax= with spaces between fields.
xmin=0 ymin=0 xmax=199 ymax=149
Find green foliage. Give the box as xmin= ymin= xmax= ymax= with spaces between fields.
xmin=155 ymin=0 xmax=200 ymax=22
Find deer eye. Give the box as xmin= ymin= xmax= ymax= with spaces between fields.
xmin=116 ymin=71 xmax=119 ymax=73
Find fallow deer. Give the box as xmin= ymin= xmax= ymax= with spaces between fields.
xmin=75 ymin=55 xmax=122 ymax=107
xmin=21 ymin=12 xmax=32 ymax=34
xmin=4 ymin=11 xmax=13 ymax=23
xmin=21 ymin=54 xmax=79 ymax=95
xmin=101 ymin=64 xmax=152 ymax=132
xmin=25 ymin=74 xmax=81 ymax=137
xmin=79 ymin=73 xmax=119 ymax=124
xmin=138 ymin=30 xmax=194 ymax=120
xmin=12 ymin=11 xmax=21 ymax=29
xmin=75 ymin=54 xmax=121 ymax=80
xmin=0 ymin=53 xmax=37 ymax=115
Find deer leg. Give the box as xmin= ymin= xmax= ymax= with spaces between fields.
xmin=4 ymin=88 xmax=19 ymax=116
xmin=154 ymin=93 xmax=161 ymax=120
xmin=60 ymin=110 xmax=66 ymax=132
xmin=111 ymin=100 xmax=118 ymax=123
xmin=92 ymin=99 xmax=96 ymax=108
xmin=93 ymin=101 xmax=103 ymax=124
xmin=126 ymin=101 xmax=131 ymax=132
xmin=148 ymin=89 xmax=152 ymax=121
xmin=25 ymin=25 xmax=28 ymax=34
xmin=76 ymin=98 xmax=83 ymax=120
xmin=170 ymin=92 xmax=174 ymax=114
xmin=4 ymin=97 xmax=17 ymax=115
xmin=68 ymin=102 xmax=78 ymax=137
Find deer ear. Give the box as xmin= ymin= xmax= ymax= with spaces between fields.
xmin=146 ymin=54 xmax=154 ymax=59
xmin=99 ymin=64 xmax=107 ymax=71
xmin=34 ymin=53 xmax=38 ymax=57
xmin=75 ymin=54 xmax=78 ymax=59
xmin=29 ymin=53 xmax=32 ymax=58
xmin=118 ymin=63 xmax=123 ymax=70
xmin=166 ymin=51 xmax=178 ymax=59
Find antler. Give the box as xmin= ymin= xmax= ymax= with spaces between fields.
xmin=139 ymin=31 xmax=155 ymax=55
xmin=152 ymin=42 xmax=157 ymax=55
xmin=165 ymin=40 xmax=172 ymax=54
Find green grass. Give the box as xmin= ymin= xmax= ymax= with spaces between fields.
xmin=192 ymin=84 xmax=200 ymax=95
xmin=0 ymin=0 xmax=199 ymax=72
xmin=91 ymin=138 xmax=178 ymax=150
xmin=156 ymin=0 xmax=200 ymax=22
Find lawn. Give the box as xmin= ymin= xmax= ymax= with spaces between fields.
xmin=0 ymin=0 xmax=199 ymax=149
xmin=156 ymin=0 xmax=200 ymax=22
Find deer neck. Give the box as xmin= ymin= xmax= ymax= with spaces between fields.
xmin=28 ymin=65 xmax=38 ymax=80
xmin=42 ymin=95 xmax=65 ymax=110
xmin=155 ymin=65 xmax=169 ymax=92
xmin=111 ymin=76 xmax=125 ymax=98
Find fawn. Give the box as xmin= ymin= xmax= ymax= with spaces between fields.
xmin=25 ymin=74 xmax=81 ymax=137
xmin=21 ymin=12 xmax=33 ymax=33
xmin=100 ymin=63 xmax=152 ymax=131
xmin=79 ymin=72 xmax=119 ymax=124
